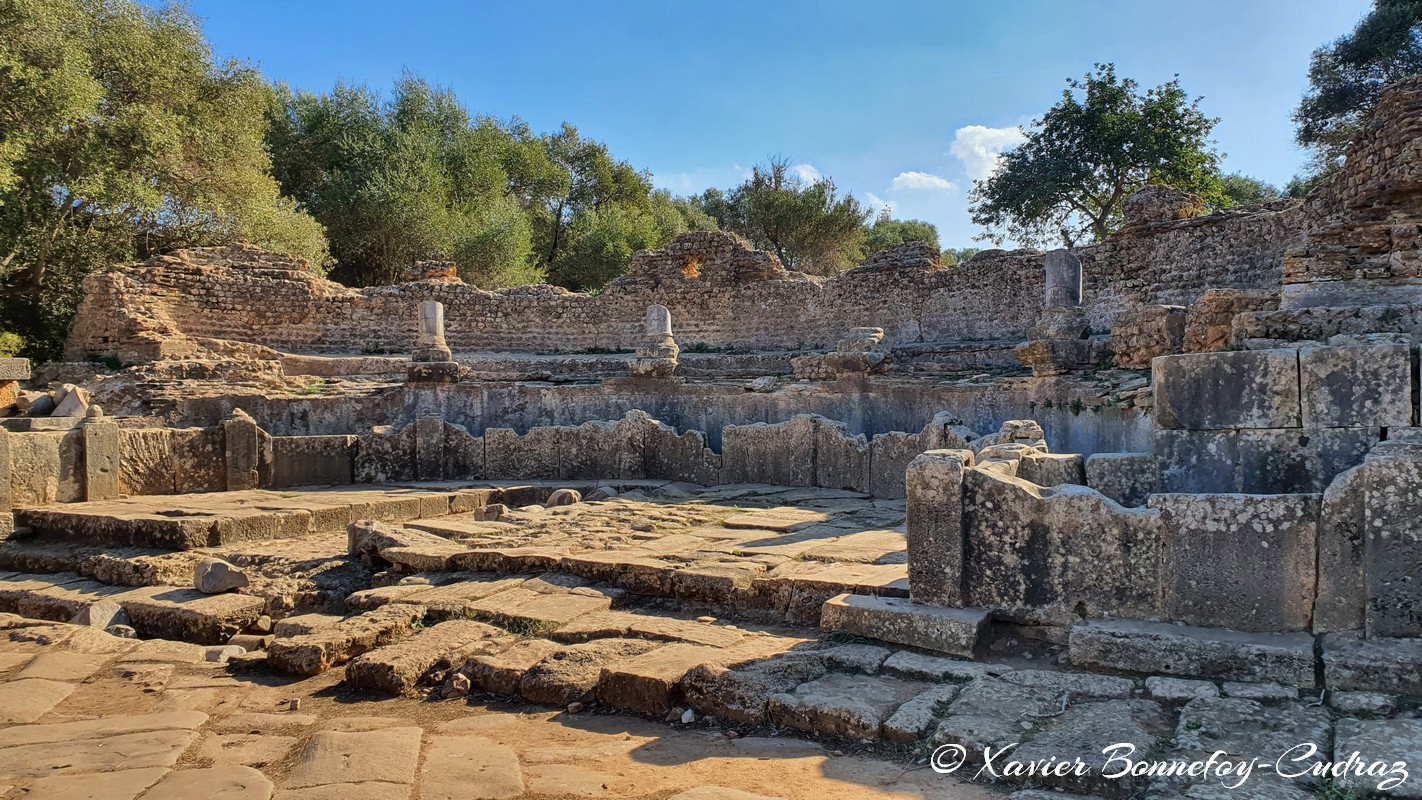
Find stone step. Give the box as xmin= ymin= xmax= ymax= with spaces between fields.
xmin=344 ymin=619 xmax=507 ymax=694
xmin=818 ymin=593 xmax=989 ymax=658
xmin=1068 ymin=618 xmax=1317 ymax=688
xmin=267 ymin=604 xmax=426 ymax=676
xmin=0 ymin=572 xmax=264 ymax=644
xmin=11 ymin=484 xmax=533 ymax=550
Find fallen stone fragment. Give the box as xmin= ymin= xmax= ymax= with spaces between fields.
xmin=546 ymin=488 xmax=583 ymax=506
xmin=194 ymin=557 xmax=249 ymax=594
xmin=344 ymin=619 xmax=503 ymax=695
xmin=267 ymin=604 xmax=426 ymax=676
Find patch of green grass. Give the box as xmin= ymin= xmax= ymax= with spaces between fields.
xmin=300 ymin=380 xmax=327 ymax=396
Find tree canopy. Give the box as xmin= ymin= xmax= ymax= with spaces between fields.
xmin=695 ymin=159 xmax=872 ymax=275
xmin=0 ymin=0 xmax=326 ymax=359
xmin=969 ymin=64 xmax=1224 ymax=248
xmin=1295 ymin=0 xmax=1422 ymax=174
xmin=863 ymin=214 xmax=940 ymax=259
xmin=1218 ymin=173 xmax=1283 ymax=207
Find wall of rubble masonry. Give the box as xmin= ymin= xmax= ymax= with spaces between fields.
xmin=66 ymin=218 xmax=1298 ymax=363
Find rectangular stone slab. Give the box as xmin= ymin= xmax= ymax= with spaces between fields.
xmin=1152 ymin=349 xmax=1301 ymax=431
xmin=1069 ymin=619 xmax=1316 ymax=688
xmin=1299 ymin=344 xmax=1414 ymax=428
xmin=818 ymin=593 xmax=987 ymax=658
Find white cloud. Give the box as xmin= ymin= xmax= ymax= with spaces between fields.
xmin=790 ymin=163 xmax=821 ymax=183
xmin=864 ymin=192 xmax=898 ymax=216
xmin=950 ymin=125 xmax=1027 ymax=183
xmin=890 ymin=171 xmax=957 ymax=192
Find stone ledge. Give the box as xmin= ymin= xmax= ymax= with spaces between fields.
xmin=818 ymin=593 xmax=988 ymax=658
xmin=1068 ymin=619 xmax=1316 ymax=688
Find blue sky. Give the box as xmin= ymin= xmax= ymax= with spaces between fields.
xmin=180 ymin=0 xmax=1371 ymax=248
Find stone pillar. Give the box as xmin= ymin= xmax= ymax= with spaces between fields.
xmin=415 ymin=416 xmax=444 ymax=481
xmin=0 ymin=427 xmax=11 ymax=539
xmin=0 ymin=358 xmax=29 ymax=418
xmin=1363 ymin=437 xmax=1422 ymax=637
xmin=1044 ymin=249 xmax=1083 ymax=308
xmin=906 ymin=449 xmax=974 ymax=606
xmin=81 ymin=406 xmax=120 ymax=501
xmin=630 ymin=305 xmax=680 ymax=378
xmin=408 ymin=300 xmax=460 ymax=384
xmin=413 ymin=300 xmax=452 ymax=362
xmin=223 ymin=409 xmax=261 ymax=491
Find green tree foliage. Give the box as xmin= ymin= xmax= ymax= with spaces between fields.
xmin=969 ymin=64 xmax=1224 ymax=247
xmin=267 ymin=76 xmax=539 ymax=287
xmin=0 ymin=0 xmax=327 ymax=359
xmin=1295 ymin=0 xmax=1422 ymax=173
xmin=863 ymin=214 xmax=940 ymax=259
xmin=697 ymin=159 xmax=871 ymax=275
xmin=268 ymin=85 xmax=701 ymax=291
xmin=939 ymin=247 xmax=982 ymax=266
xmin=1218 ymin=173 xmax=1283 ymax=207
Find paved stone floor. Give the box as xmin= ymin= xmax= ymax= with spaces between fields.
xmin=0 ymin=619 xmax=1002 ymax=800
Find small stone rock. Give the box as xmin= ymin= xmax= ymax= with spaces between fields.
xmin=205 ymin=645 xmax=247 ymax=663
xmin=1145 ymin=676 xmax=1220 ymax=702
xmin=547 ymin=488 xmax=583 ymax=506
xmin=567 ymin=702 xmax=584 ymax=714
xmin=585 ymin=488 xmax=617 ymax=502
xmin=71 ymin=599 xmax=129 ymax=629
xmin=449 ymin=673 xmax=471 ymax=694
xmin=1221 ymin=681 xmax=1297 ymax=703
xmin=748 ymin=376 xmax=776 ymax=393
xmin=106 ymin=624 xmax=137 ymax=639
xmin=696 ymin=616 xmax=717 ymax=624
xmin=250 ymin=615 xmax=274 ymax=634
xmin=1331 ymin=690 xmax=1397 ymax=717
xmin=194 ymin=557 xmax=249 ymax=594
xmin=289 ymin=699 xmax=302 ymax=711
xmin=518 ymin=504 xmax=546 ymax=513
xmin=397 ymin=576 xmax=431 ymax=586
xmin=51 ymin=383 xmax=91 ymax=417
xmin=681 ymin=709 xmax=696 ymax=724
xmin=229 ymin=634 xmax=274 ymax=651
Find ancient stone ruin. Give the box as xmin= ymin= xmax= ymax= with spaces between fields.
xmin=2 ymin=76 xmax=1422 ymax=800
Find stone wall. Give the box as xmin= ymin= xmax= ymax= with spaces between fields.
xmin=906 ymin=442 xmax=1412 ymax=637
xmin=1 ymin=411 xmax=1010 ymax=510
xmin=67 ymin=215 xmax=1300 ymax=362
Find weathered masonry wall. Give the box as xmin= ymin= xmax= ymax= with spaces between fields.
xmin=169 ymin=379 xmax=1156 ymax=456
xmin=2 ymin=411 xmax=1017 ymax=512
xmin=66 ymin=214 xmax=1300 ymax=362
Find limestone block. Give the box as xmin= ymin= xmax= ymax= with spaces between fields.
xmin=1084 ymin=452 xmax=1158 ymax=507
xmin=270 ymin=435 xmax=355 ymax=488
xmin=0 ymin=358 xmax=30 ymax=381
xmin=1152 ymin=349 xmax=1301 ymax=430
xmin=484 ymin=426 xmax=558 ymax=480
xmin=1151 ymin=492 xmax=1319 ymax=632
xmin=441 ymin=422 xmax=484 ymax=480
xmin=119 ymin=429 xmax=176 ymax=496
xmin=819 ymin=594 xmax=987 ymax=658
xmin=869 ymin=415 xmax=973 ymax=500
xmin=0 ymin=428 xmax=9 ymax=513
xmin=354 ymin=424 xmax=416 ymax=484
xmin=560 ymin=416 xmax=644 ymax=480
xmin=1016 ymin=451 xmax=1084 ymax=487
xmin=642 ymin=417 xmax=720 ymax=485
xmin=814 ymin=419 xmax=870 ymax=493
xmin=81 ymin=418 xmax=120 ymax=501
xmin=222 ymin=411 xmax=261 ymax=491
xmin=906 ymin=449 xmax=972 ymax=606
xmin=1299 ymin=344 xmax=1414 ymax=428
xmin=1069 ymin=619 xmax=1316 ymax=688
xmin=962 ymin=468 xmax=1164 ymax=625
xmin=414 ymin=416 xmax=443 ymax=481
xmin=1322 ymin=632 xmax=1422 ymax=696
xmin=171 ymin=426 xmax=225 ymax=494
xmin=51 ymin=384 xmax=91 ymax=417
xmin=1315 ymin=464 xmax=1366 ymax=633
xmin=1183 ymin=288 xmax=1279 ymax=353
xmin=1015 ymin=339 xmax=1093 ymax=376
xmin=0 ymin=381 xmax=16 ymax=416
xmin=1363 ymin=440 xmax=1422 ymax=636
xmin=1110 ymin=304 xmax=1186 ymax=369
xmin=1155 ymin=430 xmax=1237 ymax=494
xmin=1235 ymin=427 xmax=1378 ymax=493
xmin=721 ymin=416 xmax=816 ymax=487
